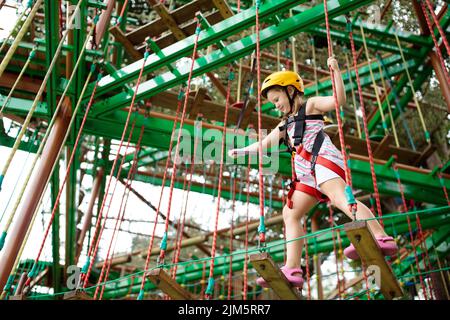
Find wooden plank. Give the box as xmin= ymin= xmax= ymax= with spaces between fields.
xmin=344 ymin=221 xmax=403 ymax=300
xmin=147 ymin=268 xmax=193 ymax=300
xmin=135 ymin=11 xmax=223 ymax=50
xmin=212 ymin=0 xmax=234 ymax=19
xmin=239 ymin=97 xmax=257 ymax=129
xmin=373 ymin=135 xmax=394 ymax=158
xmin=249 ymin=252 xmax=303 ymax=300
xmin=128 ymin=0 xmax=213 ymax=44
xmin=109 ymin=26 xmax=143 ymax=62
xmin=153 ymin=3 xmax=186 ymax=41
xmin=413 ymin=143 xmax=436 ymax=166
xmin=63 ymin=290 xmax=93 ymax=300
xmin=188 ymin=88 xmax=207 ymax=119
xmin=8 ymin=294 xmax=26 ymax=300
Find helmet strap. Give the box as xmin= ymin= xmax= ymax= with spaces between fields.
xmin=284 ymin=87 xmax=298 ymax=114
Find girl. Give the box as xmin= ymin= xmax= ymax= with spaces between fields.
xmin=228 ymin=57 xmax=397 ymax=288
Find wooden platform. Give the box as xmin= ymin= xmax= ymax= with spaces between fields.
xmin=344 ymin=221 xmax=403 ymax=300
xmin=249 ymin=252 xmax=303 ymax=300
xmin=63 ymin=289 xmax=93 ymax=300
xmin=146 ymin=268 xmax=193 ymax=300
xmin=8 ymin=294 xmax=26 ymax=300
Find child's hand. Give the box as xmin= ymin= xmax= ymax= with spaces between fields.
xmin=327 ymin=56 xmax=340 ymax=71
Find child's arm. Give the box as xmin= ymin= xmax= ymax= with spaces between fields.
xmin=228 ymin=120 xmax=285 ymax=157
xmin=308 ymin=56 xmax=346 ymax=113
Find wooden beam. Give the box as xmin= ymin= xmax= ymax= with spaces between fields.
xmin=344 ymin=221 xmax=403 ymax=300
xmin=153 ymin=3 xmax=186 ymax=41
xmin=95 ymin=253 xmax=132 ymax=269
xmin=63 ymin=289 xmax=93 ymax=300
xmin=373 ymin=135 xmax=394 ymax=159
xmin=212 ymin=0 xmax=234 ymax=19
xmin=147 ymin=268 xmax=193 ymax=300
xmin=249 ymin=252 xmax=303 ymax=300
xmin=187 ymin=87 xmax=207 ymax=119
xmin=109 ymin=25 xmax=143 ymax=62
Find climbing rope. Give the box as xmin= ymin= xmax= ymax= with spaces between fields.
xmin=155 ymin=18 xmax=202 ymax=271
xmin=204 ymin=67 xmax=234 ymax=300
xmin=242 ymin=156 xmax=251 ymax=300
xmin=390 ymin=158 xmax=429 ymax=299
xmin=359 ymin=23 xmax=389 ymax=137
xmin=254 ymin=0 xmax=266 ymax=250
xmin=323 ymin=2 xmax=358 ymax=221
xmin=375 ymin=56 xmax=400 ymax=147
xmin=137 ymin=21 xmax=201 ymax=300
xmin=376 ymin=55 xmax=416 ymax=151
xmin=0 ymin=14 xmax=99 ymax=252
xmin=0 ymin=45 xmax=37 ymax=115
xmin=0 ymin=0 xmax=44 ymax=78
xmin=92 ymin=116 xmax=139 ymax=299
xmin=0 ymin=0 xmax=86 ymax=191
xmin=394 ymin=32 xmax=430 ymax=144
xmin=227 ymin=166 xmax=237 ymax=300
xmin=82 ymin=44 xmax=152 ymax=289
xmin=96 ymin=115 xmax=148 ymax=300
xmin=0 ymin=0 xmax=33 ymax=55
xmin=343 ymin=49 xmax=362 ymax=139
xmin=116 ymin=0 xmax=130 ymax=26
xmin=420 ymin=1 xmax=450 ymax=85
xmin=23 ymin=63 xmax=102 ymax=288
xmin=136 ymin=86 xmax=185 ymax=300
xmin=346 ymin=15 xmax=384 ymax=226
xmin=423 ymin=0 xmax=450 ymax=55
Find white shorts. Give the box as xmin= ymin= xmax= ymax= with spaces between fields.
xmin=297 ymin=163 xmax=343 ymax=193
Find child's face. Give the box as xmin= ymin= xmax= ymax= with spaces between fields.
xmin=267 ymin=88 xmax=290 ymax=114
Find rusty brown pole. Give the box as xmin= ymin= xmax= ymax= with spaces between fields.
xmin=0 ymin=99 xmax=72 ymax=291
xmin=94 ymin=0 xmax=116 ymax=48
xmin=75 ymin=167 xmax=104 ymax=263
xmin=311 ymin=212 xmax=324 ymax=300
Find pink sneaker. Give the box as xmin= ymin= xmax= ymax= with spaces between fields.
xmin=344 ymin=236 xmax=398 ymax=260
xmin=256 ymin=266 xmax=304 ymax=288
xmin=376 ymin=236 xmax=398 ymax=256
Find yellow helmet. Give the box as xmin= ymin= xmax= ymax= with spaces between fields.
xmin=260 ymin=70 xmax=304 ymax=98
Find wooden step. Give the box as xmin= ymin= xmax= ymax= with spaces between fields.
xmin=344 ymin=221 xmax=403 ymax=300
xmin=147 ymin=268 xmax=193 ymax=300
xmin=63 ymin=289 xmax=93 ymax=300
xmin=249 ymin=252 xmax=303 ymax=300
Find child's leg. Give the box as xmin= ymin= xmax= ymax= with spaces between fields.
xmin=283 ymin=190 xmax=318 ymax=271
xmin=319 ymin=177 xmax=392 ymax=240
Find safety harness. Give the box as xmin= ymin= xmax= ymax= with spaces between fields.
xmin=279 ymin=102 xmax=345 ymax=208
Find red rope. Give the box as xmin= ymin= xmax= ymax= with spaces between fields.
xmin=205 ymin=67 xmax=233 ymax=299
xmin=95 ymin=119 xmax=146 ymax=299
xmin=99 ymin=121 xmax=146 ymax=300
xmin=170 ymin=163 xmax=192 ymax=279
xmin=25 ymin=68 xmax=102 ymax=287
xmin=138 ymin=87 xmax=184 ymax=295
xmin=347 ymin=17 xmax=384 ymax=226
xmin=92 ymin=117 xmax=137 ymax=296
xmin=393 ymin=162 xmax=428 ymax=299
xmin=227 ymin=171 xmax=237 ymax=300
xmin=83 ymin=48 xmax=150 ymax=287
xmin=255 ymin=1 xmax=266 ymax=246
xmin=158 ymin=18 xmax=202 ymax=265
xmin=117 ymin=0 xmax=130 ymax=26
xmin=437 ymin=172 xmax=450 ymax=206
xmin=302 ymin=218 xmax=311 ymax=300
xmin=328 ymin=203 xmax=342 ymax=299
xmin=420 ymin=1 xmax=450 ymax=85
xmin=242 ymin=157 xmax=251 ymax=300
xmin=424 ymin=0 xmax=450 ymax=55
